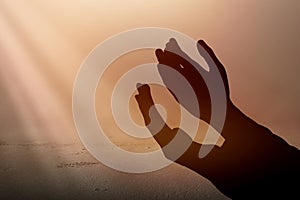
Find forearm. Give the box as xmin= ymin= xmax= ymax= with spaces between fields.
xmin=221 ymin=100 xmax=290 ymax=147
xmin=221 ymin=101 xmax=300 ymax=197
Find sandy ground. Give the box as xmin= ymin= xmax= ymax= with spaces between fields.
xmin=0 ymin=142 xmax=229 ymax=200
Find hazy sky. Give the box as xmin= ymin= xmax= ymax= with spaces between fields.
xmin=0 ymin=0 xmax=299 ymax=147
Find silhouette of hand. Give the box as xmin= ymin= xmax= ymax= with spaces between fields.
xmin=155 ymin=38 xmax=229 ymax=123
xmin=135 ymin=84 xmax=197 ymax=161
xmin=135 ymin=39 xmax=300 ymax=199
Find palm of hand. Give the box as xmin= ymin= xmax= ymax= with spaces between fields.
xmin=155 ymin=38 xmax=229 ymax=123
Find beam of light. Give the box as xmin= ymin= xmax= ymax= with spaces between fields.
xmin=0 ymin=2 xmax=85 ymax=191
xmin=0 ymin=1 xmax=80 ymax=144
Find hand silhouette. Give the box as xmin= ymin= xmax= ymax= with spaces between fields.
xmin=135 ymin=39 xmax=300 ymax=199
xmin=155 ymin=38 xmax=229 ymax=124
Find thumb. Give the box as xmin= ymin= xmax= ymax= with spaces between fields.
xmin=135 ymin=84 xmax=153 ymax=125
xmin=197 ymin=40 xmax=227 ymax=77
xmin=197 ymin=40 xmax=229 ymax=95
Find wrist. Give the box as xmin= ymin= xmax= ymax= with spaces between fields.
xmin=221 ymin=100 xmax=255 ymax=136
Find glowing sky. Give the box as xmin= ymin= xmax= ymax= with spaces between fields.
xmin=0 ymin=0 xmax=299 ymax=150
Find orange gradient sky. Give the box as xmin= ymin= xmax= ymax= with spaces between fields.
xmin=0 ymin=0 xmax=299 ymax=148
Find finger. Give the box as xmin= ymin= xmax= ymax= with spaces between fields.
xmin=155 ymin=48 xmax=183 ymax=103
xmin=155 ymin=49 xmax=181 ymax=67
xmin=165 ymin=38 xmax=195 ymax=67
xmin=197 ymin=40 xmax=227 ymax=78
xmin=135 ymin=83 xmax=175 ymax=147
xmin=135 ymin=84 xmax=153 ymax=125
xmin=165 ymin=38 xmax=182 ymax=53
xmin=136 ymin=83 xmax=150 ymax=96
xmin=156 ymin=48 xmax=206 ymax=78
xmin=156 ymin=63 xmax=180 ymax=103
xmin=155 ymin=48 xmax=164 ymax=61
xmin=135 ymin=83 xmax=168 ymax=130
xmin=156 ymin=49 xmax=194 ymax=75
xmin=197 ymin=40 xmax=229 ymax=95
xmin=165 ymin=38 xmax=207 ymax=74
xmin=156 ymin=51 xmax=207 ymax=92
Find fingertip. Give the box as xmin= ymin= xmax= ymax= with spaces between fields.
xmin=136 ymin=83 xmax=143 ymax=88
xmin=136 ymin=83 xmax=151 ymax=94
xmin=197 ymin=40 xmax=210 ymax=50
xmin=197 ymin=39 xmax=212 ymax=53
xmin=169 ymin=38 xmax=177 ymax=44
xmin=144 ymin=84 xmax=150 ymax=91
xmin=197 ymin=39 xmax=205 ymax=45
xmin=155 ymin=49 xmax=164 ymax=57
